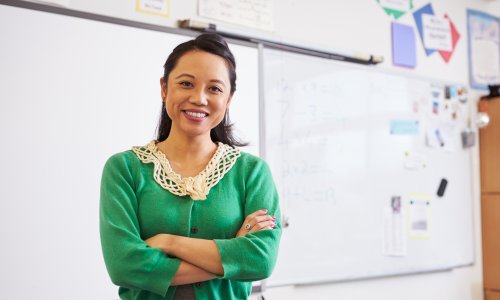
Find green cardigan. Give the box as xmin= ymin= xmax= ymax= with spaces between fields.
xmin=99 ymin=148 xmax=281 ymax=299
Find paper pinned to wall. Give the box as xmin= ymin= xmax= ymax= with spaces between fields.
xmin=136 ymin=0 xmax=169 ymax=17
xmin=422 ymin=14 xmax=452 ymax=52
xmin=391 ymin=22 xmax=417 ymax=68
xmin=467 ymin=9 xmax=500 ymax=90
xmin=384 ymin=196 xmax=407 ymax=256
xmin=390 ymin=119 xmax=419 ymax=135
xmin=438 ymin=15 xmax=460 ymax=63
xmin=413 ymin=3 xmax=436 ymax=56
xmin=414 ymin=4 xmax=460 ymax=62
xmin=377 ymin=0 xmax=413 ymax=20
xmin=404 ymin=151 xmax=427 ymax=170
xmin=408 ymin=194 xmax=432 ymax=239
xmin=198 ymin=0 xmax=274 ymax=31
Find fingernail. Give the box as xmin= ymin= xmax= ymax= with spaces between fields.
xmin=262 ymin=209 xmax=268 ymax=213
xmin=272 ymin=216 xmax=276 ymax=220
xmin=271 ymin=223 xmax=276 ymax=227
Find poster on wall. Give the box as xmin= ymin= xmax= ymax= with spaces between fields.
xmin=413 ymin=3 xmax=460 ymax=63
xmin=376 ymin=0 xmax=414 ymax=19
xmin=198 ymin=0 xmax=274 ymax=31
xmin=391 ymin=22 xmax=417 ymax=68
xmin=136 ymin=0 xmax=170 ymax=17
xmin=467 ymin=9 xmax=500 ymax=90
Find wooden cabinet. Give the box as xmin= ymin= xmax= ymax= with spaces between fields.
xmin=485 ymin=290 xmax=500 ymax=300
xmin=480 ymin=98 xmax=500 ymax=193
xmin=482 ymin=194 xmax=500 ymax=289
xmin=480 ymin=97 xmax=500 ymax=298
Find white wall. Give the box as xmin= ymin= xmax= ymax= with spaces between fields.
xmin=15 ymin=0 xmax=500 ymax=299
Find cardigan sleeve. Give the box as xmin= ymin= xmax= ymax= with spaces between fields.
xmin=99 ymin=152 xmax=181 ymax=296
xmin=214 ymin=158 xmax=282 ymax=281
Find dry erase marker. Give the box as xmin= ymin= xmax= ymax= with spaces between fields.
xmin=437 ymin=178 xmax=448 ymax=197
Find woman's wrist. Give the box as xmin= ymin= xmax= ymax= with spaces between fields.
xmin=145 ymin=233 xmax=176 ymax=254
xmin=164 ymin=234 xmax=177 ymax=255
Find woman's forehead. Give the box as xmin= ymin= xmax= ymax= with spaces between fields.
xmin=171 ymin=50 xmax=230 ymax=80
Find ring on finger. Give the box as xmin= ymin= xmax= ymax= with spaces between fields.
xmin=245 ymin=223 xmax=251 ymax=231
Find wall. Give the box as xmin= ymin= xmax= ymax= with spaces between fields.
xmin=15 ymin=0 xmax=500 ymax=299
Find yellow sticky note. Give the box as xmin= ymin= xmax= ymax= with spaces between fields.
xmin=136 ymin=0 xmax=170 ymax=17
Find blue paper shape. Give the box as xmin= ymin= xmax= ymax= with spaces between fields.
xmin=413 ymin=3 xmax=435 ymax=56
xmin=449 ymin=85 xmax=457 ymax=98
xmin=392 ymin=22 xmax=416 ymax=68
xmin=390 ymin=120 xmax=419 ymax=135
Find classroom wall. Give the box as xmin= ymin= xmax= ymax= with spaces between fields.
xmin=16 ymin=1 xmax=498 ymax=299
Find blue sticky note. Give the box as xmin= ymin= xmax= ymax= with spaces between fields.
xmin=413 ymin=3 xmax=436 ymax=56
xmin=449 ymin=85 xmax=457 ymax=98
xmin=392 ymin=22 xmax=416 ymax=68
xmin=390 ymin=120 xmax=419 ymax=135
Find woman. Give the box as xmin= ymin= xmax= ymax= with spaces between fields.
xmin=100 ymin=33 xmax=281 ymax=299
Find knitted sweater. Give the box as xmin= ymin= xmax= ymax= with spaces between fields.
xmin=99 ymin=146 xmax=281 ymax=300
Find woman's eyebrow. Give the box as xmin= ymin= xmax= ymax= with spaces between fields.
xmin=209 ymin=79 xmax=226 ymax=86
xmin=175 ymin=73 xmax=226 ymax=86
xmin=174 ymin=73 xmax=195 ymax=79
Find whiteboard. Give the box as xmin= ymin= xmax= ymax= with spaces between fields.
xmin=0 ymin=4 xmax=258 ymax=299
xmin=262 ymin=48 xmax=475 ymax=286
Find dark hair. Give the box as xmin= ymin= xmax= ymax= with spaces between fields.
xmin=156 ymin=33 xmax=247 ymax=147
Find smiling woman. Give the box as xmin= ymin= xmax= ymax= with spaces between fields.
xmin=160 ymin=50 xmax=233 ymax=145
xmin=99 ymin=33 xmax=282 ymax=300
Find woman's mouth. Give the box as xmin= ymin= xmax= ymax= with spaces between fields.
xmin=183 ymin=110 xmax=209 ymax=121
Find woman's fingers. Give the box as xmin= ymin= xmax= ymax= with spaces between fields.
xmin=241 ymin=209 xmax=267 ymax=230
xmin=243 ymin=209 xmax=268 ymax=223
xmin=246 ymin=214 xmax=277 ymax=232
xmin=249 ymin=220 xmax=276 ymax=233
xmin=236 ymin=209 xmax=277 ymax=237
xmin=248 ymin=215 xmax=275 ymax=228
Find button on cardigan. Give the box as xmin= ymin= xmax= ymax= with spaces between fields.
xmin=99 ymin=148 xmax=281 ymax=300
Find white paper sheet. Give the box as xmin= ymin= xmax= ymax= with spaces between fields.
xmin=422 ymin=14 xmax=452 ymax=51
xmin=408 ymin=195 xmax=431 ymax=239
xmin=384 ymin=196 xmax=407 ymax=256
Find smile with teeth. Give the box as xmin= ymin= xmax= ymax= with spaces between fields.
xmin=184 ymin=110 xmax=208 ymax=118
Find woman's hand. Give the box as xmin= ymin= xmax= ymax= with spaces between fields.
xmin=236 ymin=209 xmax=276 ymax=237
xmin=145 ymin=234 xmax=223 ymax=278
xmin=145 ymin=233 xmax=172 ymax=253
xmin=147 ymin=234 xmax=224 ymax=275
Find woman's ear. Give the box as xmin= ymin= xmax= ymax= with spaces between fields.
xmin=160 ymin=77 xmax=166 ymax=100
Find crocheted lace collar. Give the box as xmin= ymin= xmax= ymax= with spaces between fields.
xmin=132 ymin=140 xmax=240 ymax=200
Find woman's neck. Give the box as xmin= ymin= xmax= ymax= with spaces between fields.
xmin=156 ymin=130 xmax=217 ymax=177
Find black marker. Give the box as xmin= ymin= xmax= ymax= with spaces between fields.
xmin=437 ymin=178 xmax=448 ymax=197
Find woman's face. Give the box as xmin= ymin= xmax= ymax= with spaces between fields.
xmin=161 ymin=50 xmax=232 ymax=139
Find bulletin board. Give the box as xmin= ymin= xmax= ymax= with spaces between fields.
xmin=262 ymin=47 xmax=475 ymax=287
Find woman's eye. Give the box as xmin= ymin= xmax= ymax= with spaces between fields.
xmin=210 ymin=86 xmax=223 ymax=93
xmin=179 ymin=81 xmax=193 ymax=87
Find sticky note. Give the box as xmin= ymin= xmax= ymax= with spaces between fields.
xmin=392 ymin=22 xmax=417 ymax=68
xmin=390 ymin=120 xmax=419 ymax=135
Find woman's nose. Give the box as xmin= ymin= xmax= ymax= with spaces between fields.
xmin=189 ymin=88 xmax=208 ymax=106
